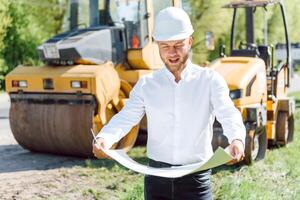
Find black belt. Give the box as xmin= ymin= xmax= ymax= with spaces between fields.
xmin=148 ymin=158 xmax=182 ymax=168
xmin=148 ymin=158 xmax=211 ymax=174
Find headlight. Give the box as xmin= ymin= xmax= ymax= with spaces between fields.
xmin=71 ymin=81 xmax=87 ymax=89
xmin=19 ymin=80 xmax=28 ymax=88
xmin=12 ymin=80 xmax=27 ymax=88
xmin=229 ymin=89 xmax=242 ymax=99
xmin=71 ymin=81 xmax=81 ymax=88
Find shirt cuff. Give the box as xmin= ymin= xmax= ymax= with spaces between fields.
xmin=95 ymin=133 xmax=117 ymax=150
xmin=231 ymin=138 xmax=245 ymax=149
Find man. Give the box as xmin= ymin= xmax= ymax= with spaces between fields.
xmin=93 ymin=7 xmax=246 ymax=200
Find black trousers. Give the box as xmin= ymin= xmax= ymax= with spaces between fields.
xmin=144 ymin=159 xmax=213 ymax=200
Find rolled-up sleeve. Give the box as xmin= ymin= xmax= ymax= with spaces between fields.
xmin=97 ymin=77 xmax=146 ymax=148
xmin=210 ymin=71 xmax=246 ymax=145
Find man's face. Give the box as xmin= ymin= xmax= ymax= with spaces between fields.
xmin=157 ymin=37 xmax=192 ymax=73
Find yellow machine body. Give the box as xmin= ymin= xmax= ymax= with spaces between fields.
xmin=5 ymin=63 xmax=137 ymax=156
xmin=211 ymin=56 xmax=294 ymax=146
xmin=211 ymin=57 xmax=267 ymax=106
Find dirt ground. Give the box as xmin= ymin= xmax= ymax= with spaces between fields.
xmin=0 ymin=93 xmax=90 ymax=200
xmin=0 ymin=93 xmax=141 ymax=200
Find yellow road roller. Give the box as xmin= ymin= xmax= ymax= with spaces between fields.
xmin=211 ymin=0 xmax=295 ymax=165
xmin=5 ymin=0 xmax=182 ymax=157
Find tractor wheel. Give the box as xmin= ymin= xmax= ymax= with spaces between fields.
xmin=276 ymin=112 xmax=289 ymax=146
xmin=287 ymin=115 xmax=294 ymax=143
xmin=244 ymin=127 xmax=267 ymax=165
xmin=116 ymin=125 xmax=139 ymax=152
xmin=114 ymin=80 xmax=139 ymax=152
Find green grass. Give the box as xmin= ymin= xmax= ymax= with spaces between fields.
xmin=72 ymin=147 xmax=147 ymax=200
xmin=211 ymin=130 xmax=300 ymax=199
xmin=213 ymin=93 xmax=300 ymax=200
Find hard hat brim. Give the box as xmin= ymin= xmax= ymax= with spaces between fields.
xmin=153 ymin=30 xmax=194 ymax=42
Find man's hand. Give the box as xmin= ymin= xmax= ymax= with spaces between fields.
xmin=92 ymin=137 xmax=110 ymax=159
xmin=227 ymin=139 xmax=244 ymax=165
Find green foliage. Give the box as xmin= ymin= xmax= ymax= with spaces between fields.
xmin=188 ymin=0 xmax=232 ymax=64
xmin=0 ymin=0 xmax=67 ymax=78
xmin=2 ymin=1 xmax=38 ymax=71
xmin=278 ymin=1 xmax=300 ymax=43
xmin=187 ymin=0 xmax=300 ymax=64
xmin=0 ymin=1 xmax=11 ymax=51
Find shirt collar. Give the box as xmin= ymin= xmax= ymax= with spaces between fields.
xmin=164 ymin=59 xmax=193 ymax=82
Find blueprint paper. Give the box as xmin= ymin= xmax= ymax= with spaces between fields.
xmin=102 ymin=147 xmax=232 ymax=178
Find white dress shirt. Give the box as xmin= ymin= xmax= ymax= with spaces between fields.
xmin=99 ymin=60 xmax=246 ymax=165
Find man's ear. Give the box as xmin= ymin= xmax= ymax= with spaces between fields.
xmin=189 ymin=36 xmax=193 ymax=47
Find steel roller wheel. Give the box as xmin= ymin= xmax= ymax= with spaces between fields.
xmin=113 ymin=81 xmax=139 ymax=152
xmin=276 ymin=112 xmax=289 ymax=146
xmin=9 ymin=94 xmax=96 ymax=157
xmin=116 ymin=125 xmax=139 ymax=151
xmin=287 ymin=115 xmax=294 ymax=143
xmin=98 ymin=108 xmax=139 ymax=157
xmin=244 ymin=127 xmax=267 ymax=165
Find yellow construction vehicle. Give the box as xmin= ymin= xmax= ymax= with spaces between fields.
xmin=211 ymin=0 xmax=295 ymax=164
xmin=5 ymin=0 xmax=181 ymax=157
xmin=5 ymin=0 xmax=295 ymax=166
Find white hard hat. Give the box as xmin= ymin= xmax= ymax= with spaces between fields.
xmin=153 ymin=7 xmax=194 ymax=42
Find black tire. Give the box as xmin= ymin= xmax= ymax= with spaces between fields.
xmin=276 ymin=112 xmax=289 ymax=146
xmin=244 ymin=127 xmax=267 ymax=165
xmin=287 ymin=115 xmax=294 ymax=143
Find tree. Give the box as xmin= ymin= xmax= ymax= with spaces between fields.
xmin=0 ymin=0 xmax=67 ymax=75
xmin=0 ymin=0 xmax=12 ymax=73
xmin=187 ymin=0 xmax=232 ymax=64
xmin=187 ymin=0 xmax=300 ymax=64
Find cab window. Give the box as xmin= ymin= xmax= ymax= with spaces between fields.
xmin=110 ymin=0 xmax=148 ymax=49
xmin=152 ymin=0 xmax=173 ymax=17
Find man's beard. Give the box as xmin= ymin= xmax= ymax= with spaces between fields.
xmin=163 ymin=53 xmax=189 ymax=72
